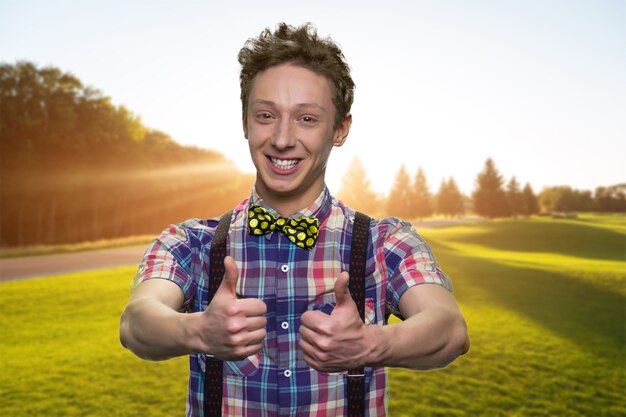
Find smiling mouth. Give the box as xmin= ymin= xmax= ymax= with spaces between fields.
xmin=269 ymin=156 xmax=300 ymax=170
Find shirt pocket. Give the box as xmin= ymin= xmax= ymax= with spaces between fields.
xmin=222 ymin=352 xmax=261 ymax=377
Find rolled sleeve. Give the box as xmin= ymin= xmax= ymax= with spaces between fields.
xmin=131 ymin=224 xmax=199 ymax=309
xmin=382 ymin=219 xmax=453 ymax=316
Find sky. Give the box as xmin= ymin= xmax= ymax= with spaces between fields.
xmin=1 ymin=0 xmax=625 ymax=196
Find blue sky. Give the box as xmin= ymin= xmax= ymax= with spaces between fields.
xmin=1 ymin=0 xmax=625 ymax=195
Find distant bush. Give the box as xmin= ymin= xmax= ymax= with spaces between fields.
xmin=539 ymin=184 xmax=626 ymax=213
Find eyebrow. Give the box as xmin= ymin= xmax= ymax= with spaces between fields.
xmin=251 ymin=99 xmax=327 ymax=114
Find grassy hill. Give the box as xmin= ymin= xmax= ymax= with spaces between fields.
xmin=1 ymin=214 xmax=624 ymax=416
xmin=388 ymin=213 xmax=625 ymax=416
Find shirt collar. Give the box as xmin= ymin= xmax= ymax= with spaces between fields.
xmin=249 ymin=185 xmax=332 ymax=225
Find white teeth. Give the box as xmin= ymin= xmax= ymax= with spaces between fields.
xmin=271 ymin=157 xmax=298 ymax=170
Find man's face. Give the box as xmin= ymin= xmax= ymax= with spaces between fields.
xmin=243 ymin=63 xmax=350 ymax=210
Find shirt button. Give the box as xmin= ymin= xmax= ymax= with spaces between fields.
xmin=281 ymin=321 xmax=289 ymax=330
xmin=281 ymin=264 xmax=289 ymax=273
xmin=283 ymin=369 xmax=292 ymax=378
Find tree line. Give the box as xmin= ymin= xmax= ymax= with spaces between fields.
xmin=2 ymin=62 xmax=622 ymax=247
xmin=1 ymin=61 xmax=253 ymax=247
xmin=338 ymin=157 xmax=625 ymax=220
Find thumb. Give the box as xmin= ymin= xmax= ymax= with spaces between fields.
xmin=334 ymin=272 xmax=351 ymax=307
xmin=218 ymin=256 xmax=239 ymax=298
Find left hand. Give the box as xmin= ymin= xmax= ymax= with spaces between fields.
xmin=299 ymin=272 xmax=371 ymax=372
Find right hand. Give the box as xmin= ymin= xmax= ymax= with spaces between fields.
xmin=191 ymin=256 xmax=267 ymax=360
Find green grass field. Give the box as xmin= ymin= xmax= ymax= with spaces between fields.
xmin=1 ymin=214 xmax=624 ymax=416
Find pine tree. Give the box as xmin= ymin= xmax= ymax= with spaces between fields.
xmin=472 ymin=158 xmax=508 ymax=219
xmin=437 ymin=177 xmax=465 ymax=217
xmin=447 ymin=177 xmax=465 ymax=217
xmin=386 ymin=165 xmax=412 ymax=219
xmin=520 ymin=183 xmax=540 ymax=216
xmin=410 ymin=167 xmax=433 ymax=220
xmin=506 ymin=176 xmax=522 ymax=217
xmin=337 ymin=156 xmax=379 ymax=214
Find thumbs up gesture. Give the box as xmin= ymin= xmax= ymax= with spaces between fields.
xmin=193 ymin=256 xmax=267 ymax=360
xmin=299 ymin=272 xmax=372 ymax=372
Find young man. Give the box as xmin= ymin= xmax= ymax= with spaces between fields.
xmin=120 ymin=23 xmax=469 ymax=416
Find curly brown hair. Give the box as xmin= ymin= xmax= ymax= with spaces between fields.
xmin=238 ymin=22 xmax=355 ymax=128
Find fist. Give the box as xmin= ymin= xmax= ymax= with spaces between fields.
xmin=299 ymin=272 xmax=369 ymax=372
xmin=195 ymin=256 xmax=267 ymax=360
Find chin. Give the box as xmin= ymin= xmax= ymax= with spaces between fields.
xmin=263 ymin=180 xmax=303 ymax=197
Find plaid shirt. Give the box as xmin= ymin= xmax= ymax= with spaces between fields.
xmin=132 ymin=186 xmax=452 ymax=417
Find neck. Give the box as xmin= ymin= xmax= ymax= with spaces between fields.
xmin=255 ymin=182 xmax=324 ymax=218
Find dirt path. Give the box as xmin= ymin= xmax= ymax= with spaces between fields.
xmin=0 ymin=246 xmax=147 ymax=282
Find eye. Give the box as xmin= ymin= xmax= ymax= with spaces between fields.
xmin=300 ymin=115 xmax=317 ymax=124
xmin=255 ymin=112 xmax=275 ymax=122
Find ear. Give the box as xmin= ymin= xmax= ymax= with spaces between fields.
xmin=332 ymin=113 xmax=352 ymax=147
xmin=242 ymin=115 xmax=249 ymax=140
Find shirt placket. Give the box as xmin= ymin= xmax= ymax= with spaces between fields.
xmin=275 ymin=233 xmax=296 ymax=415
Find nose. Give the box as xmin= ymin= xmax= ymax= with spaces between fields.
xmin=271 ymin=118 xmax=296 ymax=150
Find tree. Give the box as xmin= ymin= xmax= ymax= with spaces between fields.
xmin=386 ymin=165 xmax=412 ymax=219
xmin=0 ymin=61 xmax=147 ymax=170
xmin=595 ymin=184 xmax=626 ymax=212
xmin=506 ymin=176 xmax=522 ymax=217
xmin=410 ymin=167 xmax=433 ymax=220
xmin=437 ymin=177 xmax=465 ymax=218
xmin=519 ymin=183 xmax=540 ymax=216
xmin=539 ymin=186 xmax=597 ymax=212
xmin=337 ymin=156 xmax=380 ymax=214
xmin=472 ymin=158 xmax=508 ymax=218
xmin=0 ymin=61 xmax=248 ymax=247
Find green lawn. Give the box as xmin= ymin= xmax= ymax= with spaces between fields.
xmin=1 ymin=214 xmax=624 ymax=416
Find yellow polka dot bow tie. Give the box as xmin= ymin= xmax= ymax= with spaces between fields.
xmin=248 ymin=204 xmax=319 ymax=250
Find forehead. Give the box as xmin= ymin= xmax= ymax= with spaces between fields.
xmin=248 ymin=64 xmax=335 ymax=109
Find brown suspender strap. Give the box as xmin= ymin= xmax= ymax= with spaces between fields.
xmin=347 ymin=211 xmax=371 ymax=417
xmin=204 ymin=210 xmax=233 ymax=417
